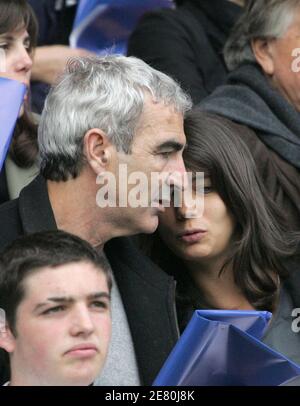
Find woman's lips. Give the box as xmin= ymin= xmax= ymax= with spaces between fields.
xmin=177 ymin=230 xmax=207 ymax=243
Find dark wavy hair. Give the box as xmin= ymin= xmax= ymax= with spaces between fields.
xmin=0 ymin=0 xmax=38 ymax=168
xmin=144 ymin=111 xmax=299 ymax=325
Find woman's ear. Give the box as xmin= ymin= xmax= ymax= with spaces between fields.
xmin=83 ymin=128 xmax=112 ymax=175
xmin=0 ymin=325 xmax=16 ymax=353
xmin=251 ymin=38 xmax=275 ymax=75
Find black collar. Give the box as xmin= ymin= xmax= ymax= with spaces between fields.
xmin=18 ymin=175 xmax=57 ymax=234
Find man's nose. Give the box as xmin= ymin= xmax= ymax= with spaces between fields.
xmin=175 ymin=196 xmax=191 ymax=221
xmin=170 ymin=152 xmax=186 ymax=175
xmin=165 ymin=153 xmax=187 ymax=189
xmin=69 ymin=306 xmax=94 ymax=337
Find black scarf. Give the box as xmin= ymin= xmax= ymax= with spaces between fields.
xmin=200 ymin=63 xmax=300 ymax=168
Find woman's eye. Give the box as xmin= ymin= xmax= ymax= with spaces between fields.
xmin=24 ymin=41 xmax=31 ymax=50
xmin=0 ymin=43 xmax=9 ymax=51
xmin=204 ymin=186 xmax=213 ymax=194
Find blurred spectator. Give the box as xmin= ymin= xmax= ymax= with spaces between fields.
xmin=200 ymin=0 xmax=300 ymax=229
xmin=128 ymin=0 xmax=244 ymax=104
xmin=28 ymin=0 xmax=91 ymax=113
xmin=29 ymin=0 xmax=172 ymax=113
xmin=0 ymin=0 xmax=39 ymax=205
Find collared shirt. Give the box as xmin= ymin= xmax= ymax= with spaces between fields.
xmin=93 ymin=269 xmax=141 ymax=386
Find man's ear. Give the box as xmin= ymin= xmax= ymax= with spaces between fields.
xmin=0 ymin=325 xmax=16 ymax=353
xmin=251 ymin=38 xmax=275 ymax=75
xmin=83 ymin=129 xmax=113 ymax=175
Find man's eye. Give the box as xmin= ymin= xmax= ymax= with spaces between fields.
xmin=90 ymin=301 xmax=108 ymax=310
xmin=160 ymin=151 xmax=172 ymax=158
xmin=42 ymin=306 xmax=65 ymax=315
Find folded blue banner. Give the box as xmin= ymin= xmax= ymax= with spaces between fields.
xmin=70 ymin=0 xmax=173 ymax=55
xmin=0 ymin=77 xmax=26 ymax=172
xmin=153 ymin=310 xmax=300 ymax=386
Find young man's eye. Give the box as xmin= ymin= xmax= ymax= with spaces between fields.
xmin=42 ymin=306 xmax=65 ymax=315
xmin=90 ymin=301 xmax=109 ymax=310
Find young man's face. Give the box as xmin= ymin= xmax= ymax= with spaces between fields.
xmin=6 ymin=261 xmax=111 ymax=386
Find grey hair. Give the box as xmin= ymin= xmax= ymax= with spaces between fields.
xmin=224 ymin=0 xmax=300 ymax=71
xmin=38 ymin=55 xmax=192 ymax=181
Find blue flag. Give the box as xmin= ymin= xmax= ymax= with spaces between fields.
xmin=154 ymin=310 xmax=300 ymax=386
xmin=70 ymin=0 xmax=173 ymax=55
xmin=0 ymin=77 xmax=26 ymax=172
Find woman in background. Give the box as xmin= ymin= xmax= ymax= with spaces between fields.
xmin=146 ymin=111 xmax=300 ymax=365
xmin=0 ymin=0 xmax=38 ymax=204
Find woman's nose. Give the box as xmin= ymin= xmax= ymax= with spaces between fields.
xmin=15 ymin=46 xmax=32 ymax=73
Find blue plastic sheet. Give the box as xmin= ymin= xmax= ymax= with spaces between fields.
xmin=0 ymin=77 xmax=26 ymax=171
xmin=70 ymin=0 xmax=173 ymax=55
xmin=154 ymin=310 xmax=300 ymax=386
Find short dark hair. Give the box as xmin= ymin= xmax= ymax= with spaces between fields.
xmin=0 ymin=230 xmax=112 ymax=335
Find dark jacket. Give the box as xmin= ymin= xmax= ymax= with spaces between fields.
xmin=0 ymin=175 xmax=179 ymax=385
xmin=199 ymin=63 xmax=300 ymax=229
xmin=128 ymin=0 xmax=242 ymax=104
xmin=0 ymin=167 xmax=9 ymax=205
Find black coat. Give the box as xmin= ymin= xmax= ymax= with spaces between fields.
xmin=0 ymin=176 xmax=179 ymax=385
xmin=0 ymin=167 xmax=9 ymax=205
xmin=128 ymin=0 xmax=242 ymax=104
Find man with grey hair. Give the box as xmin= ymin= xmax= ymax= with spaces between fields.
xmin=199 ymin=0 xmax=300 ymax=230
xmin=0 ymin=55 xmax=192 ymax=385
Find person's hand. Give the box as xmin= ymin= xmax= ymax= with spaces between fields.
xmin=31 ymin=45 xmax=94 ymax=84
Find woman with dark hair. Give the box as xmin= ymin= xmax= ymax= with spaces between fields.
xmin=147 ymin=110 xmax=300 ymax=364
xmin=0 ymin=0 xmax=38 ymax=204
